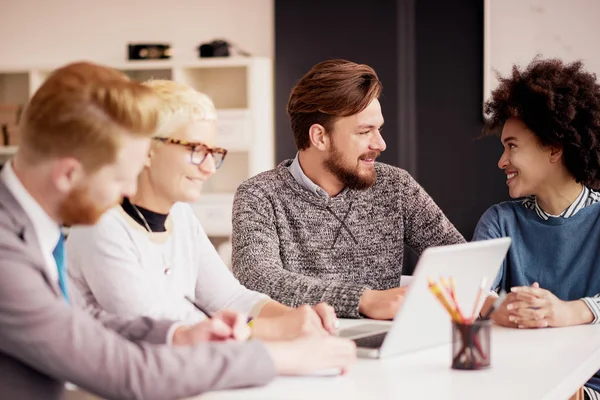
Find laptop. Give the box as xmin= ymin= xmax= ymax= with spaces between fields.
xmin=338 ymin=237 xmax=511 ymax=358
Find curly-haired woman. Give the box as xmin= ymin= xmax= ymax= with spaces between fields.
xmin=474 ymin=58 xmax=600 ymax=398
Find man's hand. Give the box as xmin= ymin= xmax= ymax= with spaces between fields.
xmin=358 ymin=287 xmax=408 ymax=320
xmin=312 ymin=302 xmax=338 ymax=333
xmin=265 ymin=335 xmax=357 ymax=375
xmin=251 ymin=305 xmax=329 ymax=340
xmin=256 ymin=301 xmax=338 ymax=333
xmin=172 ymin=310 xmax=250 ymax=346
xmin=508 ymin=283 xmax=593 ymax=328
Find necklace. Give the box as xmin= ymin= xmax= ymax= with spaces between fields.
xmin=130 ymin=203 xmax=171 ymax=276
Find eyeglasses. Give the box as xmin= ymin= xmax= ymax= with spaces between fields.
xmin=153 ymin=137 xmax=228 ymax=169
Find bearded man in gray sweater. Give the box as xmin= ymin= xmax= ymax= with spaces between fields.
xmin=232 ymin=59 xmax=465 ymax=320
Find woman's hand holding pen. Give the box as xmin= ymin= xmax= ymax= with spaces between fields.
xmin=183 ymin=296 xmax=338 ymax=341
xmin=172 ymin=310 xmax=250 ymax=345
xmin=178 ymin=299 xmax=356 ymax=375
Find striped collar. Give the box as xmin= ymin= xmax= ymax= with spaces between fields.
xmin=522 ymin=186 xmax=600 ymax=220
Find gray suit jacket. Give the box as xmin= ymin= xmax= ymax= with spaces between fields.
xmin=0 ymin=178 xmax=275 ymax=400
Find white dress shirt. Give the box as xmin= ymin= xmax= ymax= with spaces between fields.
xmin=0 ymin=161 xmax=61 ymax=283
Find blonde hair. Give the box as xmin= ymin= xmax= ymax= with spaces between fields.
xmin=141 ymin=79 xmax=217 ymax=138
xmin=20 ymin=61 xmax=161 ymax=171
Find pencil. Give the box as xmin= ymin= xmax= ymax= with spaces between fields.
xmin=481 ymin=290 xmax=508 ymax=320
xmin=428 ymin=278 xmax=462 ymax=323
xmin=444 ymin=276 xmax=466 ymax=322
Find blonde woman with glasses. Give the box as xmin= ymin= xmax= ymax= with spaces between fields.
xmin=66 ymin=79 xmax=338 ymax=340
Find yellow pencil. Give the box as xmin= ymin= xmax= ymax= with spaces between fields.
xmin=448 ymin=276 xmax=467 ymax=322
xmin=439 ymin=277 xmax=462 ymax=319
xmin=428 ymin=278 xmax=463 ymax=323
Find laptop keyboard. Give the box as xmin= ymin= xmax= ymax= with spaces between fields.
xmin=338 ymin=323 xmax=389 ymax=338
xmin=353 ymin=332 xmax=388 ymax=349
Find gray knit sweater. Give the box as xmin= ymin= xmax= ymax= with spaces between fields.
xmin=231 ymin=160 xmax=465 ymax=318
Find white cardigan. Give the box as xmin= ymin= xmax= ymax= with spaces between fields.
xmin=66 ymin=203 xmax=270 ymax=324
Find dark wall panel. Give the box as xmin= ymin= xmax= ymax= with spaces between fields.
xmin=414 ymin=0 xmax=508 ymax=238
xmin=274 ymin=0 xmax=399 ymax=166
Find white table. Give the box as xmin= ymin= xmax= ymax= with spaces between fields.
xmin=196 ymin=319 xmax=600 ymax=400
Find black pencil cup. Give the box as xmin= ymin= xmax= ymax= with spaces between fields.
xmin=451 ymin=319 xmax=492 ymax=370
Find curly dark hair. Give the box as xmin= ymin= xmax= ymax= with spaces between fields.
xmin=483 ymin=58 xmax=600 ymax=188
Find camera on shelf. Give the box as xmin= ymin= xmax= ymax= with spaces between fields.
xmin=127 ymin=43 xmax=172 ymax=60
xmin=198 ymin=40 xmax=231 ymax=58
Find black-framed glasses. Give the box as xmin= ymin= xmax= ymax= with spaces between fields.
xmin=153 ymin=137 xmax=228 ymax=169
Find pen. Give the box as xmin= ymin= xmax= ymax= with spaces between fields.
xmin=185 ymin=296 xmax=213 ymax=318
xmin=481 ymin=290 xmax=507 ymax=320
xmin=184 ymin=296 xmax=254 ymax=324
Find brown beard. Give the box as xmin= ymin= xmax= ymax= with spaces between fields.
xmin=323 ymin=144 xmax=379 ymax=191
xmin=58 ymin=186 xmax=116 ymax=226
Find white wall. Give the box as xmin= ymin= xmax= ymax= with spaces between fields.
xmin=484 ymin=0 xmax=600 ymax=104
xmin=0 ymin=0 xmax=273 ymax=68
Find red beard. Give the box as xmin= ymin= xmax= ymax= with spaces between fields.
xmin=58 ymin=186 xmax=118 ymax=226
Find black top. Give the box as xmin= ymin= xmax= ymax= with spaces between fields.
xmin=121 ymin=197 xmax=168 ymax=233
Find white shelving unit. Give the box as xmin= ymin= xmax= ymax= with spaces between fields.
xmin=0 ymin=57 xmax=274 ymax=263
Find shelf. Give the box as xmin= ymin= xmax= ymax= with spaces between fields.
xmin=0 ymin=146 xmax=17 ymax=156
xmin=0 ymin=57 xmax=273 ymax=239
xmin=175 ymin=67 xmax=248 ymax=109
xmin=0 ymin=57 xmax=263 ymax=75
xmin=86 ymin=57 xmax=258 ymax=71
xmin=190 ymin=193 xmax=235 ymax=237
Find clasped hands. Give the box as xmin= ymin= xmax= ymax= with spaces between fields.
xmin=490 ymin=282 xmax=593 ymax=328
